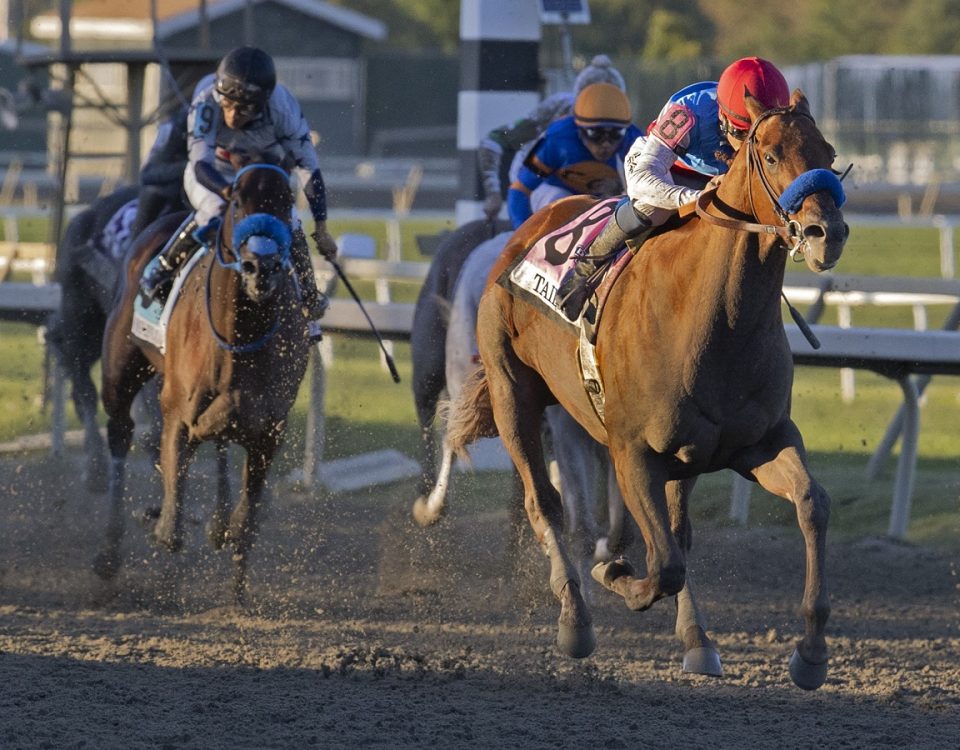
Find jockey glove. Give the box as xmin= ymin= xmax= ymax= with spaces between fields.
xmin=311 ymin=222 xmax=339 ymax=261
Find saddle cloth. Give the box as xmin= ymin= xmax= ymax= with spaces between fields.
xmin=497 ymin=197 xmax=626 ymax=328
xmin=131 ymin=249 xmax=206 ymax=355
xmin=96 ymin=199 xmax=139 ymax=261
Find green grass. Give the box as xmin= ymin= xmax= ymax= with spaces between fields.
xmin=1 ymin=216 xmax=958 ymax=552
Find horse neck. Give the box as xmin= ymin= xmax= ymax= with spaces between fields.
xmin=658 ymin=159 xmax=788 ymax=345
xmin=719 ymin=151 xmax=789 ymax=283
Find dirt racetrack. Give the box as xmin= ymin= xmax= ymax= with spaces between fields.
xmin=1 ymin=449 xmax=958 ymax=749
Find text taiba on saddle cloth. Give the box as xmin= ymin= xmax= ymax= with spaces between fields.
xmin=498 ymin=197 xmax=620 ymax=321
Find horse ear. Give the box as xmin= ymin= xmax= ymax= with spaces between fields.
xmin=790 ymin=88 xmax=814 ymax=120
xmin=742 ymin=86 xmax=765 ymax=122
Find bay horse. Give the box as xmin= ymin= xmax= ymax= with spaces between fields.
xmin=96 ymin=160 xmax=310 ymax=604
xmin=447 ymin=90 xmax=848 ymax=689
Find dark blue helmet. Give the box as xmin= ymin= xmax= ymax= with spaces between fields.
xmin=215 ymin=46 xmax=276 ymax=108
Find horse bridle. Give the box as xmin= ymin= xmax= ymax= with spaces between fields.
xmin=205 ymin=163 xmax=294 ymax=353
xmin=695 ymin=106 xmax=846 ymax=262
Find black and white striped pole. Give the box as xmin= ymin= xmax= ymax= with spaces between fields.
xmin=456 ymin=0 xmax=541 ymax=226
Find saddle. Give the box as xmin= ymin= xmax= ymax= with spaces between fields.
xmin=498 ymin=201 xmax=693 ymax=422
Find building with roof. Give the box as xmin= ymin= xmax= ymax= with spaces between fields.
xmin=25 ymin=0 xmax=388 ymax=180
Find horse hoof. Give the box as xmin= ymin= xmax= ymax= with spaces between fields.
xmin=789 ymin=648 xmax=828 ymax=690
xmin=557 ymin=619 xmax=596 ymax=659
xmin=93 ymin=550 xmax=120 ymax=580
xmin=683 ymin=646 xmax=723 ymax=677
xmin=412 ymin=496 xmax=441 ymax=527
xmin=590 ymin=557 xmax=635 ymax=589
xmin=151 ymin=530 xmax=183 ymax=553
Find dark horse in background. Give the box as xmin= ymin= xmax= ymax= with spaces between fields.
xmin=47 ymin=177 xmax=187 ymax=491
xmin=46 ymin=185 xmax=139 ymax=491
xmin=96 ymin=159 xmax=310 ymax=604
xmin=448 ymin=91 xmax=848 ymax=689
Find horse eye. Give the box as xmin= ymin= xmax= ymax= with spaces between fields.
xmin=764 ymin=153 xmax=777 ymax=166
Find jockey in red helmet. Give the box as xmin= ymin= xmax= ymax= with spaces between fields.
xmin=558 ymin=57 xmax=790 ymax=319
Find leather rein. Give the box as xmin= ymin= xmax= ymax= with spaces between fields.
xmin=205 ymin=163 xmax=293 ymax=354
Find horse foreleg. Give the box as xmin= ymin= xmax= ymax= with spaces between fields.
xmin=227 ymin=439 xmax=278 ymax=606
xmin=734 ymin=420 xmax=830 ymax=690
xmin=153 ymin=420 xmax=196 ymax=553
xmin=412 ymin=441 xmax=454 ymax=526
xmin=208 ymin=440 xmax=231 ymax=549
xmin=479 ymin=318 xmax=595 ymax=658
xmin=593 ymin=445 xmax=685 ymax=611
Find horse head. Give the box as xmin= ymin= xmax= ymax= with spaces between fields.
xmin=221 ymin=155 xmax=295 ymax=304
xmin=735 ymin=89 xmax=849 ymax=273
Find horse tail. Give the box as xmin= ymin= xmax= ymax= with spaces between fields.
xmin=445 ymin=365 xmax=498 ymax=460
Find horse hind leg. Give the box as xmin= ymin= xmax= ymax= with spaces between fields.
xmin=49 ymin=306 xmax=109 ymax=492
xmin=475 ymin=311 xmax=595 ymax=658
xmin=412 ymin=439 xmax=454 ymax=526
xmin=666 ymin=481 xmax=722 ymax=676
xmin=96 ymin=331 xmax=153 ymax=580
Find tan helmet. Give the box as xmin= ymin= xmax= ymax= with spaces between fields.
xmin=573 ymin=82 xmax=631 ymax=128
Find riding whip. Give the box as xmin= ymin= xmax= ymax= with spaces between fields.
xmin=328 ymin=259 xmax=402 ymax=383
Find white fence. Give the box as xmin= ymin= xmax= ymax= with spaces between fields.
xmin=2 ymin=217 xmax=960 ymax=538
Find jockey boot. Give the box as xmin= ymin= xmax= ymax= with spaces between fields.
xmin=558 ymin=200 xmax=652 ymax=321
xmin=140 ymin=217 xmax=201 ymax=302
xmin=291 ymin=229 xmax=329 ymax=343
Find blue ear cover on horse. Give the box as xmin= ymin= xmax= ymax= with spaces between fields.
xmin=779 ymin=169 xmax=846 ymax=214
xmin=232 ymin=214 xmax=292 ymax=255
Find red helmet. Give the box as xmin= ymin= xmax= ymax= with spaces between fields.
xmin=717 ymin=57 xmax=789 ymax=131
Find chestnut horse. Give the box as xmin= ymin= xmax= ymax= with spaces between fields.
xmin=447 ymin=91 xmax=848 ymax=689
xmin=97 ymin=161 xmax=310 ymax=603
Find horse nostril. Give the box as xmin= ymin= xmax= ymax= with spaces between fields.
xmin=241 ymin=260 xmax=257 ymax=275
xmin=803 ymin=223 xmax=826 ymax=241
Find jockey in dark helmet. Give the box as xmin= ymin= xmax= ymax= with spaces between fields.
xmin=140 ymin=45 xmax=337 ymax=342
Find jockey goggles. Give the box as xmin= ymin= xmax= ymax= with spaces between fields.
xmin=216 ymin=91 xmax=261 ymax=118
xmin=580 ymin=126 xmax=627 ymax=145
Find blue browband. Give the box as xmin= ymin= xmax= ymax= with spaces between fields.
xmin=779 ymin=168 xmax=846 ymax=214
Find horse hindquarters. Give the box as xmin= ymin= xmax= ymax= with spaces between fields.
xmin=472 ymin=290 xmax=596 ymax=658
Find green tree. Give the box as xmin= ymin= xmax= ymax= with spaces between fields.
xmin=642 ymin=9 xmax=705 ymax=61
